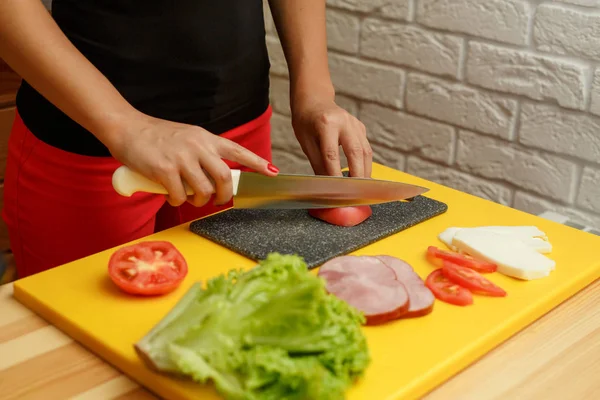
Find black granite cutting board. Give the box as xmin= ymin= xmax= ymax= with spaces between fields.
xmin=189 ymin=194 xmax=448 ymax=269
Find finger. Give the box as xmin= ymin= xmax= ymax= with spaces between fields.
xmin=302 ymin=138 xmax=328 ymax=176
xmin=156 ymin=166 xmax=188 ymax=207
xmin=318 ymin=126 xmax=343 ymax=177
xmin=201 ymin=157 xmax=234 ymax=205
xmin=180 ymin=162 xmax=215 ymax=208
xmin=358 ymin=121 xmax=373 ymax=178
xmin=219 ymin=139 xmax=279 ymax=176
xmin=339 ymin=131 xmax=365 ymax=178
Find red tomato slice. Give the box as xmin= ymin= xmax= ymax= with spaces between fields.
xmin=427 ymin=246 xmax=497 ymax=273
xmin=308 ymin=205 xmax=372 ymax=227
xmin=425 ymin=268 xmax=473 ymax=306
xmin=441 ymin=261 xmax=506 ymax=297
xmin=108 ymin=241 xmax=188 ymax=296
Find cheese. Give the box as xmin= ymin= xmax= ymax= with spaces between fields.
xmin=451 ymin=229 xmax=555 ymax=280
xmin=521 ymin=237 xmax=552 ymax=254
xmin=474 ymin=226 xmax=547 ymax=239
xmin=438 ymin=226 xmax=550 ymax=253
xmin=438 ymin=227 xmax=461 ymax=251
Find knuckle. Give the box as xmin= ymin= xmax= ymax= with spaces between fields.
xmin=197 ymin=182 xmax=215 ymax=198
xmin=213 ymin=167 xmax=232 ymax=185
xmin=154 ymin=160 xmax=177 ymax=178
xmin=315 ymin=112 xmax=337 ymax=129
xmin=359 ymin=121 xmax=367 ymax=135
xmin=227 ymin=143 xmax=245 ymax=159
xmin=364 ymin=145 xmax=373 ymax=158
xmin=347 ymin=144 xmax=364 ymax=158
xmin=324 ymin=148 xmax=339 ymax=162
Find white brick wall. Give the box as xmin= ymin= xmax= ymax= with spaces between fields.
xmin=264 ymin=0 xmax=600 ymax=228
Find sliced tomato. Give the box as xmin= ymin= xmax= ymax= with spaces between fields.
xmin=108 ymin=241 xmax=188 ymax=296
xmin=426 ymin=246 xmax=497 ymax=273
xmin=441 ymin=261 xmax=506 ymax=297
xmin=425 ymin=268 xmax=473 ymax=306
xmin=308 ymin=205 xmax=372 ymax=227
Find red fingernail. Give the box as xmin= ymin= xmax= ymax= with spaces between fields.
xmin=267 ymin=163 xmax=279 ymax=173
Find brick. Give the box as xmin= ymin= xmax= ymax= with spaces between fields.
xmin=269 ymin=76 xmax=290 ymax=116
xmin=576 ymin=167 xmax=600 ymax=213
xmin=456 ymin=130 xmax=577 ymax=202
xmin=360 ymin=18 xmax=462 ymax=78
xmin=416 ymin=0 xmax=532 ymax=46
xmin=466 ymin=41 xmax=588 ymax=110
xmin=266 ymin=36 xmax=288 ymax=77
xmin=405 ymin=73 xmax=517 ymax=139
xmin=271 ymin=149 xmax=315 ymax=175
xmin=591 ymin=69 xmax=600 ymax=116
xmin=360 ymin=103 xmax=455 ymax=164
xmin=519 ymin=102 xmax=600 ymax=163
xmin=329 ymin=53 xmax=404 ymax=108
xmin=406 ymin=156 xmax=513 ymax=205
xmin=552 ymin=0 xmax=600 ymax=8
xmin=514 ymin=191 xmax=600 ymax=230
xmin=270 ymin=113 xmax=303 ymax=156
xmin=335 ymin=94 xmax=359 ymax=117
xmin=371 ymin=143 xmax=406 ymax=171
xmin=534 ymin=4 xmax=600 ymax=62
xmin=268 ymin=77 xmax=358 ymax=118
xmin=326 ymin=0 xmax=410 ymax=21
xmin=326 ymin=9 xmax=360 ymax=54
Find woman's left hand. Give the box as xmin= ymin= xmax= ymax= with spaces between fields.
xmin=291 ymin=95 xmax=373 ymax=178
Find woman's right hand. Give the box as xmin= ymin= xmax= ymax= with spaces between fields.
xmin=108 ymin=113 xmax=279 ymax=208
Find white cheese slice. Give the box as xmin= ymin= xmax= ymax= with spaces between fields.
xmin=521 ymin=237 xmax=552 ymax=254
xmin=451 ymin=229 xmax=555 ymax=280
xmin=438 ymin=227 xmax=461 ymax=250
xmin=438 ymin=226 xmax=550 ymax=253
xmin=474 ymin=226 xmax=547 ymax=239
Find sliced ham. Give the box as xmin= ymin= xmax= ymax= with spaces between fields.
xmin=318 ymin=255 xmax=409 ymax=325
xmin=317 ymin=255 xmax=396 ymax=283
xmin=375 ymin=256 xmax=435 ymax=318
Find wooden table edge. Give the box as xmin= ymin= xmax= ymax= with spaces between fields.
xmin=1 ymin=276 xmax=599 ymax=400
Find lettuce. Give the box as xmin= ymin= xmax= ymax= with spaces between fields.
xmin=135 ymin=253 xmax=370 ymax=400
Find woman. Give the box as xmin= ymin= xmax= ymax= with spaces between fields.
xmin=0 ymin=0 xmax=373 ymax=278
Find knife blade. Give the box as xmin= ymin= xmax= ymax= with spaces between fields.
xmin=111 ymin=165 xmax=429 ymax=209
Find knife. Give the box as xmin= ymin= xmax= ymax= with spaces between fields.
xmin=111 ymin=165 xmax=429 ymax=209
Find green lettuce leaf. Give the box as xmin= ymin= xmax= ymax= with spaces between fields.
xmin=135 ymin=253 xmax=370 ymax=400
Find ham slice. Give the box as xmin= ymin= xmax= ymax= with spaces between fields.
xmin=318 ymin=256 xmax=409 ymax=325
xmin=375 ymin=256 xmax=435 ymax=318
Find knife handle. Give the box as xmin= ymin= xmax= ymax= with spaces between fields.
xmin=111 ymin=165 xmax=242 ymax=197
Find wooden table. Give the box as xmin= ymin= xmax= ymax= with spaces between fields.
xmin=1 ymin=277 xmax=599 ymax=400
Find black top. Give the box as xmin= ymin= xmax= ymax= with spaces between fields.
xmin=16 ymin=0 xmax=271 ymax=156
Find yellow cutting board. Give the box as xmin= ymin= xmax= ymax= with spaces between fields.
xmin=12 ymin=163 xmax=600 ymax=400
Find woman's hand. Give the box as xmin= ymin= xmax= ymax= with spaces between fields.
xmin=108 ymin=113 xmax=278 ymax=208
xmin=291 ymin=95 xmax=373 ymax=178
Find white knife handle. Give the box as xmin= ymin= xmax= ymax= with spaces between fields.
xmin=112 ymin=165 xmax=241 ymax=197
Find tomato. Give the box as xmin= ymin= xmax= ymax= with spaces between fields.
xmin=427 ymin=246 xmax=497 ymax=273
xmin=441 ymin=261 xmax=506 ymax=297
xmin=425 ymin=268 xmax=473 ymax=306
xmin=308 ymin=205 xmax=372 ymax=227
xmin=108 ymin=241 xmax=188 ymax=296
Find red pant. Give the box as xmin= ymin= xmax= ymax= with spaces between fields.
xmin=2 ymin=106 xmax=272 ymax=278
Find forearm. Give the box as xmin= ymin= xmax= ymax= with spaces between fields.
xmin=0 ymin=0 xmax=138 ymax=151
xmin=267 ymin=0 xmax=335 ymax=106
